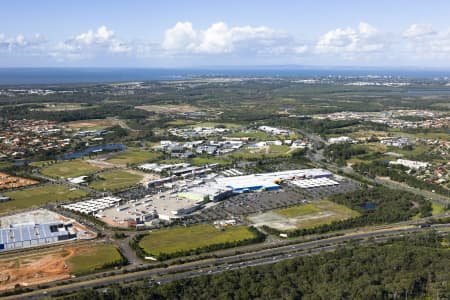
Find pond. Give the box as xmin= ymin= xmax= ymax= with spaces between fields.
xmin=57 ymin=143 xmax=126 ymax=160
xmin=361 ymin=202 xmax=377 ymax=210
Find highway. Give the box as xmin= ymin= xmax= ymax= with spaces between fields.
xmin=5 ymin=223 xmax=449 ymax=300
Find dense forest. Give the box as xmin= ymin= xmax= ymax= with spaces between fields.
xmin=62 ymin=232 xmax=450 ymax=300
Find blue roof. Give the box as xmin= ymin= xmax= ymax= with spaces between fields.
xmin=0 ymin=222 xmax=70 ymax=245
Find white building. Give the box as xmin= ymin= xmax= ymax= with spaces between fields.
xmin=328 ymin=136 xmax=354 ymax=144
xmin=389 ymin=159 xmax=430 ymax=170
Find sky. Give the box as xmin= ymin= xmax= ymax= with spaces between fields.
xmin=1 ymin=0 xmax=450 ymax=68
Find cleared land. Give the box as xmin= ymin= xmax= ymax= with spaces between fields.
xmin=0 ymin=172 xmax=38 ymax=190
xmin=249 ymin=200 xmax=360 ymax=231
xmin=1 ymin=185 xmax=88 ymax=213
xmin=0 ymin=244 xmax=122 ymax=291
xmin=40 ymin=160 xmax=100 ymax=178
xmin=63 ymin=119 xmax=117 ymax=130
xmin=107 ymin=149 xmax=162 ymax=166
xmin=139 ymin=224 xmax=257 ymax=257
xmin=230 ymin=145 xmax=292 ymax=160
xmin=190 ymin=156 xmax=231 ymax=166
xmin=34 ymin=103 xmax=88 ymax=112
xmin=89 ymin=170 xmax=143 ymax=191
xmin=136 ymin=104 xmax=200 ymax=114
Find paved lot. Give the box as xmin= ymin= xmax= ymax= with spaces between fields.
xmin=186 ymin=179 xmax=358 ymax=224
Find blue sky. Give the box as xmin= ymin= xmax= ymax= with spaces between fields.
xmin=1 ymin=0 xmax=450 ymax=67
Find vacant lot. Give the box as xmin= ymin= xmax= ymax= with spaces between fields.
xmin=35 ymin=103 xmax=88 ymax=112
xmin=40 ymin=160 xmax=100 ymax=178
xmin=1 ymin=185 xmax=88 ymax=213
xmin=0 ymin=244 xmax=122 ymax=291
xmin=0 ymin=172 xmax=38 ymax=190
xmin=139 ymin=224 xmax=257 ymax=257
xmin=249 ymin=200 xmax=360 ymax=231
xmin=107 ymin=149 xmax=162 ymax=166
xmin=230 ymin=145 xmax=292 ymax=160
xmin=136 ymin=104 xmax=200 ymax=114
xmin=190 ymin=156 xmax=231 ymax=166
xmin=89 ymin=170 xmax=143 ymax=191
xmin=64 ymin=119 xmax=117 ymax=130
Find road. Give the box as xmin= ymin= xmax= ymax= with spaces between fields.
xmin=299 ymin=129 xmax=450 ymax=206
xmin=6 ymin=223 xmax=449 ymax=300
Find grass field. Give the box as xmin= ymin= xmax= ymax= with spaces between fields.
xmin=227 ymin=130 xmax=271 ymax=140
xmin=107 ymin=149 xmax=162 ymax=165
xmin=230 ymin=144 xmax=291 ymax=160
xmin=190 ymin=156 xmax=231 ymax=166
xmin=276 ymin=203 xmax=322 ymax=218
xmin=139 ymin=224 xmax=257 ymax=257
xmin=63 ymin=118 xmax=117 ymax=131
xmin=89 ymin=170 xmax=143 ymax=191
xmin=35 ymin=103 xmax=88 ymax=112
xmin=67 ymin=244 xmax=123 ymax=276
xmin=187 ymin=122 xmax=241 ymax=128
xmin=40 ymin=160 xmax=100 ymax=178
xmin=250 ymin=200 xmax=360 ymax=231
xmin=1 ymin=185 xmax=88 ymax=213
xmin=432 ymin=203 xmax=448 ymax=215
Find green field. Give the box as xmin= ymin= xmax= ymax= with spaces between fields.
xmin=250 ymin=200 xmax=360 ymax=231
xmin=227 ymin=130 xmax=271 ymax=140
xmin=230 ymin=144 xmax=292 ymax=160
xmin=107 ymin=149 xmax=162 ymax=165
xmin=190 ymin=122 xmax=241 ymax=128
xmin=40 ymin=160 xmax=100 ymax=178
xmin=67 ymin=244 xmax=123 ymax=276
xmin=431 ymin=203 xmax=448 ymax=215
xmin=1 ymin=185 xmax=88 ymax=213
xmin=89 ymin=170 xmax=143 ymax=191
xmin=190 ymin=156 xmax=231 ymax=166
xmin=275 ymin=200 xmax=360 ymax=229
xmin=139 ymin=224 xmax=257 ymax=257
xmin=276 ymin=203 xmax=322 ymax=218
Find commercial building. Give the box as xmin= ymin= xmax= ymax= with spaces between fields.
xmin=0 ymin=222 xmax=76 ymax=251
xmin=389 ymin=159 xmax=430 ymax=170
xmin=290 ymin=177 xmax=339 ymax=189
xmin=214 ymin=169 xmax=333 ymax=192
xmin=62 ymin=196 xmax=121 ymax=215
xmin=328 ymin=136 xmax=355 ymax=144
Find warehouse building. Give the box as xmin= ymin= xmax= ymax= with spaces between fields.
xmin=291 ymin=177 xmax=339 ymax=189
xmin=0 ymin=222 xmax=76 ymax=251
xmin=178 ymin=185 xmax=233 ymax=202
xmin=214 ymin=169 xmax=333 ymax=192
xmin=62 ymin=196 xmax=121 ymax=215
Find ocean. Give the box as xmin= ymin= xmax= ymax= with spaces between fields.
xmin=0 ymin=67 xmax=449 ymax=85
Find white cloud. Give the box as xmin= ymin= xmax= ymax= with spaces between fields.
xmin=294 ymin=45 xmax=308 ymax=54
xmin=52 ymin=26 xmax=131 ymax=60
xmin=162 ymin=22 xmax=197 ymax=51
xmin=316 ymin=22 xmax=384 ymax=55
xmin=73 ymin=25 xmax=115 ymax=46
xmin=0 ymin=33 xmax=46 ymax=51
xmin=402 ymin=24 xmax=450 ymax=59
xmin=162 ymin=21 xmax=285 ymax=54
xmin=403 ymin=24 xmax=435 ymax=38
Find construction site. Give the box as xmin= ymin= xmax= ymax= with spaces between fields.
xmin=0 ymin=209 xmax=96 ymax=252
xmin=0 ymin=172 xmax=39 ymax=190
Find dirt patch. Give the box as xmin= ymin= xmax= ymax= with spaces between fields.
xmin=63 ymin=119 xmax=117 ymax=129
xmin=0 ymin=172 xmax=39 ymax=190
xmin=85 ymin=159 xmax=117 ymax=169
xmin=0 ymin=248 xmax=78 ymax=291
xmin=136 ymin=104 xmax=200 ymax=114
